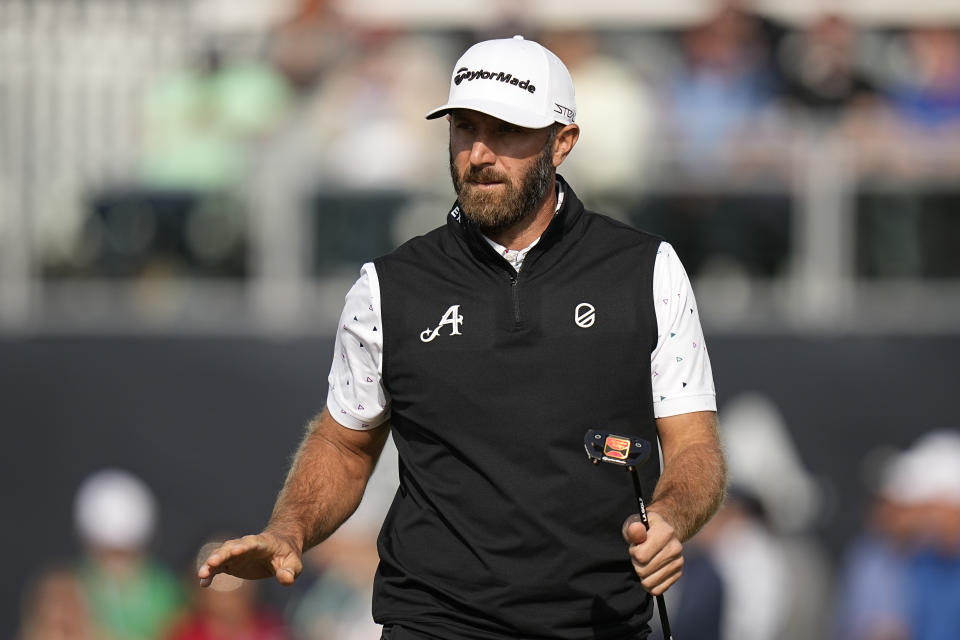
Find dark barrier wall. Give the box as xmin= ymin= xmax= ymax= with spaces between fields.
xmin=2 ymin=334 xmax=957 ymax=636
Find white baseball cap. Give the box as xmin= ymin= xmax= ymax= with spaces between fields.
xmin=881 ymin=430 xmax=960 ymax=506
xmin=75 ymin=468 xmax=157 ymax=550
xmin=426 ymin=35 xmax=576 ymax=129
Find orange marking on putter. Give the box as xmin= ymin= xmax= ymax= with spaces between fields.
xmin=603 ymin=435 xmax=631 ymax=460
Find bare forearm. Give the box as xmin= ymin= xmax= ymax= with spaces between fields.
xmin=649 ymin=411 xmax=726 ymax=542
xmin=265 ymin=408 xmax=387 ymax=552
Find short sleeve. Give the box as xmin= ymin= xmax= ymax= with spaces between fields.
xmin=326 ymin=263 xmax=391 ymax=430
xmin=650 ymin=242 xmax=717 ymax=418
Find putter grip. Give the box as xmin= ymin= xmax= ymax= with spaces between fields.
xmin=629 ymin=469 xmax=675 ymax=640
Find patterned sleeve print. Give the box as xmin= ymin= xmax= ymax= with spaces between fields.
xmin=326 ymin=262 xmax=391 ymax=430
xmin=650 ymin=242 xmax=717 ymax=418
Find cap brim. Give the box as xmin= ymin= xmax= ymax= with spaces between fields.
xmin=425 ymin=98 xmax=555 ymax=129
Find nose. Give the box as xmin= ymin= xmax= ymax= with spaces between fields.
xmin=469 ymin=137 xmax=496 ymax=168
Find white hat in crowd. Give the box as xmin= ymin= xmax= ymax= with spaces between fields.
xmin=718 ymin=392 xmax=820 ymax=533
xmin=881 ymin=430 xmax=960 ymax=506
xmin=426 ymin=35 xmax=577 ymax=129
xmin=74 ymin=468 xmax=157 ymax=550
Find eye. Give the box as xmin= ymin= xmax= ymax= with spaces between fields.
xmin=499 ymin=124 xmax=522 ymax=134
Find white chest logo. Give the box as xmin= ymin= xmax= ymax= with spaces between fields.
xmin=420 ymin=305 xmax=464 ymax=342
xmin=575 ymin=303 xmax=596 ymax=328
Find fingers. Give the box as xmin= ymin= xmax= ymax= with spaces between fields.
xmin=273 ymin=554 xmax=303 ymax=586
xmin=197 ymin=539 xmax=234 ymax=583
xmin=196 ymin=535 xmax=268 ymax=587
xmin=196 ymin=533 xmax=304 ymax=588
xmin=274 ymin=565 xmax=300 ymax=585
xmin=625 ymin=512 xmax=684 ymax=595
xmin=622 ymin=515 xmax=647 ymax=544
xmin=199 ymin=537 xmax=251 ymax=570
xmin=631 ymin=548 xmax=684 ymax=595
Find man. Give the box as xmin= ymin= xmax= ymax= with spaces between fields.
xmin=199 ymin=36 xmax=726 ymax=639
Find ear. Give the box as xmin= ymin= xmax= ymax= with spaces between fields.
xmin=552 ymin=124 xmax=580 ymax=168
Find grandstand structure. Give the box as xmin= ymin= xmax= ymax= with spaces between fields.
xmin=2 ymin=0 xmax=959 ymax=335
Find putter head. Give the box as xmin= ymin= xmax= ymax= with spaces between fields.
xmin=584 ymin=429 xmax=652 ymax=468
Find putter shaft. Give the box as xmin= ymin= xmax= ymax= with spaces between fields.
xmin=628 ymin=467 xmax=674 ymax=640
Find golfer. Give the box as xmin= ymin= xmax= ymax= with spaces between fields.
xmin=199 ymin=36 xmax=726 ymax=639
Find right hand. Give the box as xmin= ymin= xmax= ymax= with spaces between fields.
xmin=197 ymin=531 xmax=303 ymax=587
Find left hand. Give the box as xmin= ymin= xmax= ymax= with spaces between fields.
xmin=197 ymin=531 xmax=303 ymax=588
xmin=622 ymin=510 xmax=684 ymax=596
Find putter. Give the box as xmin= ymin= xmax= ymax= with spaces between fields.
xmin=584 ymin=429 xmax=674 ymax=640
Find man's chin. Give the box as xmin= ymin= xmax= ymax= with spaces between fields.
xmin=462 ymin=207 xmax=530 ymax=234
xmin=460 ymin=204 xmax=509 ymax=229
xmin=457 ymin=183 xmax=527 ymax=230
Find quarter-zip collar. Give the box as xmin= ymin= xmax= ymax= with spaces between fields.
xmin=446 ymin=174 xmax=584 ymax=278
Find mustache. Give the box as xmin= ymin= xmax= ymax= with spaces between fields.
xmin=461 ymin=167 xmax=509 ymax=184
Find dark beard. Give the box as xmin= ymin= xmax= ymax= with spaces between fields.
xmin=449 ymin=132 xmax=556 ymax=233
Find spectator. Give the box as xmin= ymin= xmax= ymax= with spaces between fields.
xmin=284 ymin=532 xmax=382 ymax=640
xmin=659 ymin=3 xmax=780 ymax=174
xmin=776 ymin=14 xmax=879 ymax=123
xmin=16 ymin=567 xmax=94 ymax=640
xmin=899 ymin=431 xmax=960 ymax=640
xmin=267 ymin=0 xmax=354 ymax=94
xmin=834 ymin=430 xmax=960 ymax=640
xmin=74 ymin=469 xmax=185 ymax=640
xmin=701 ymin=392 xmax=831 ymax=640
xmin=661 ymin=544 xmax=725 ymax=640
xmin=539 ymin=29 xmax=657 ymax=202
xmin=169 ymin=547 xmax=288 ymax=640
xmin=860 ymin=26 xmax=960 ymax=180
xmin=141 ymin=44 xmax=293 ymax=191
xmin=296 ymin=30 xmax=451 ymax=190
xmin=697 ymin=488 xmax=791 ymax=640
xmin=889 ymin=27 xmax=960 ymax=130
xmin=833 ymin=489 xmax=915 ymax=640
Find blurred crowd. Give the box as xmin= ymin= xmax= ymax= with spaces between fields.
xmin=4 ymin=0 xmax=960 ymax=284
xmin=832 ymin=431 xmax=960 ymax=640
xmin=16 ymin=404 xmax=960 ymax=640
xmin=17 ymin=438 xmax=399 ymax=640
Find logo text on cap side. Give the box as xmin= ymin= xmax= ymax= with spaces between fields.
xmin=454 ymin=67 xmax=536 ymax=94
xmin=554 ymin=103 xmax=576 ymax=120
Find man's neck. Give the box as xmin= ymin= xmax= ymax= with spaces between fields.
xmin=482 ymin=177 xmax=558 ymax=251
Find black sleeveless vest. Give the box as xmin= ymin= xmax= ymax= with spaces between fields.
xmin=372 ymin=178 xmax=662 ymax=639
